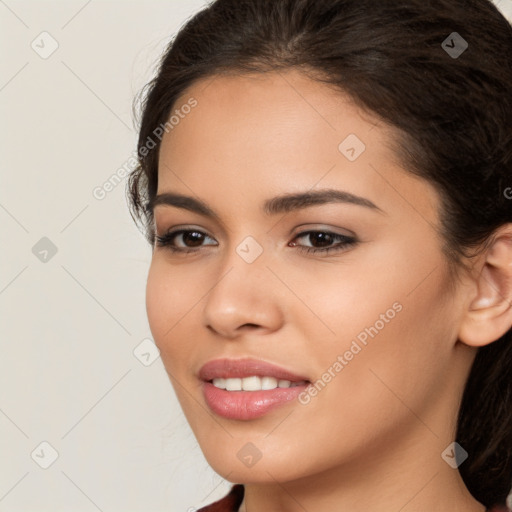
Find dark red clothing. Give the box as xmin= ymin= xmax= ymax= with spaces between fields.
xmin=197 ymin=484 xmax=511 ymax=512
xmin=198 ymin=484 xmax=244 ymax=511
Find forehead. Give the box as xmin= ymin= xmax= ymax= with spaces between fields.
xmin=162 ymin=69 xmax=382 ymax=152
xmin=159 ymin=70 xmax=383 ymax=177
xmin=156 ymin=70 xmax=439 ymax=224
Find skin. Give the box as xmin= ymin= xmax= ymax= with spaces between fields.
xmin=145 ymin=69 xmax=512 ymax=512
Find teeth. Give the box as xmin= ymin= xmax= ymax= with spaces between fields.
xmin=212 ymin=376 xmax=307 ymax=391
xmin=261 ymin=376 xmax=278 ymax=390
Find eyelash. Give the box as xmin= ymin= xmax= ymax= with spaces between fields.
xmin=154 ymin=229 xmax=357 ymax=255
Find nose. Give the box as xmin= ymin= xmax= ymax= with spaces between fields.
xmin=202 ymin=246 xmax=285 ymax=339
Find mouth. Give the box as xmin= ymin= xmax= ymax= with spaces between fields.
xmin=202 ymin=379 xmax=311 ymax=420
xmin=199 ymin=358 xmax=312 ymax=420
xmin=199 ymin=357 xmax=310 ymax=383
xmin=206 ymin=376 xmax=310 ymax=391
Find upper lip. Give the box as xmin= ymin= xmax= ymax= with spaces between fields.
xmin=199 ymin=358 xmax=310 ymax=382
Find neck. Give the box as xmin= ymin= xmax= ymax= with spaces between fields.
xmin=237 ymin=424 xmax=486 ymax=512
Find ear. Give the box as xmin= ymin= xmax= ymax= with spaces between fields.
xmin=458 ymin=223 xmax=512 ymax=347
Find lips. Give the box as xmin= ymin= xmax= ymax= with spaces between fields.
xmin=198 ymin=357 xmax=310 ymax=383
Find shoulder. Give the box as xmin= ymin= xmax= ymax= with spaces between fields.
xmin=196 ymin=484 xmax=245 ymax=512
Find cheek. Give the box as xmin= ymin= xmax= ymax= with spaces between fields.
xmin=145 ymin=260 xmax=195 ymax=368
xmin=289 ymin=251 xmax=409 ymax=350
xmin=323 ymin=270 xmax=455 ymax=427
xmin=145 ymin=262 xmax=169 ymax=340
xmin=307 ymin=246 xmax=455 ymax=402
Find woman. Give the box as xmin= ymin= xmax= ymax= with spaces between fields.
xmin=127 ymin=0 xmax=512 ymax=510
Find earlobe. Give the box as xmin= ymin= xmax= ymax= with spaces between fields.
xmin=458 ymin=224 xmax=512 ymax=348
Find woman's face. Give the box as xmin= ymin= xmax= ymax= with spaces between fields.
xmin=146 ymin=70 xmax=473 ymax=483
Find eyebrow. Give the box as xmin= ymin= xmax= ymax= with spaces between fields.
xmin=147 ymin=188 xmax=385 ymax=219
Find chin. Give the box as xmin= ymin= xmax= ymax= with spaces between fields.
xmin=196 ymin=435 xmax=320 ymax=484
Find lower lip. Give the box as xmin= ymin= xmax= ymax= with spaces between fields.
xmin=202 ymin=381 xmax=309 ymax=420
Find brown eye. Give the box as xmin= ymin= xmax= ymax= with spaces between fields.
xmin=290 ymin=230 xmax=357 ymax=255
xmin=155 ymin=229 xmax=217 ymax=252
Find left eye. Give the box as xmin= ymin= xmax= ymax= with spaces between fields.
xmin=155 ymin=229 xmax=357 ymax=255
xmin=289 ymin=230 xmax=357 ymax=254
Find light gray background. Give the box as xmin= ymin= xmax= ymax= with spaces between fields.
xmin=1 ymin=1 xmax=511 ymax=511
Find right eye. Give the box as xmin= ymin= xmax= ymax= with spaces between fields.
xmin=155 ymin=229 xmax=218 ymax=254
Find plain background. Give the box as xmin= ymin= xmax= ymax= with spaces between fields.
xmin=1 ymin=1 xmax=511 ymax=511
